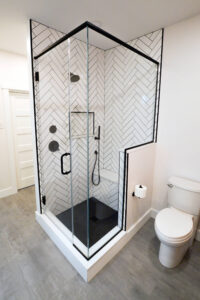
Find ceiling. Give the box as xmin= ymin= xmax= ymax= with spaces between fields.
xmin=1 ymin=0 xmax=200 ymax=55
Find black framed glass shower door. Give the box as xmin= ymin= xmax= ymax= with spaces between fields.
xmin=33 ymin=21 xmax=159 ymax=260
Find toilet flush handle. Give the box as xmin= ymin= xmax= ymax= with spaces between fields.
xmin=167 ymin=183 xmax=174 ymax=188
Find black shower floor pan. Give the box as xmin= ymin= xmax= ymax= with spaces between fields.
xmin=56 ymin=197 xmax=118 ymax=247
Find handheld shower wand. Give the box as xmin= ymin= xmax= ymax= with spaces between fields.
xmin=92 ymin=126 xmax=101 ymax=185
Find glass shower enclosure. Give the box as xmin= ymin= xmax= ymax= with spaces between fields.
xmin=33 ymin=22 xmax=159 ymax=259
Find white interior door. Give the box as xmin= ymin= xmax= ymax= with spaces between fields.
xmin=11 ymin=92 xmax=34 ymax=189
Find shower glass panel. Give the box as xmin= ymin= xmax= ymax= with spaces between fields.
xmin=87 ymin=31 xmax=122 ymax=257
xmin=67 ymin=28 xmax=90 ymax=256
xmin=34 ymin=22 xmax=158 ymax=260
xmin=36 ymin=41 xmax=73 ymax=233
xmin=86 ymin=28 xmax=158 ymax=257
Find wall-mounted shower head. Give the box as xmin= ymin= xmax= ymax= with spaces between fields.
xmin=70 ymin=72 xmax=80 ymax=82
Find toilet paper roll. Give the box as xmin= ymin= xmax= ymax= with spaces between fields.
xmin=135 ymin=184 xmax=147 ymax=198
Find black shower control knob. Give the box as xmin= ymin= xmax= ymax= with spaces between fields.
xmin=49 ymin=141 xmax=59 ymax=152
xmin=49 ymin=125 xmax=57 ymax=133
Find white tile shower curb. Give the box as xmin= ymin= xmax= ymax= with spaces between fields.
xmin=36 ymin=208 xmax=152 ymax=281
xmin=36 ymin=207 xmax=199 ymax=282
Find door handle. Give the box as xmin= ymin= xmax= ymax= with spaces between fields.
xmin=61 ymin=153 xmax=71 ymax=175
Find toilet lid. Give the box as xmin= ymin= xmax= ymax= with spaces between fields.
xmin=155 ymin=208 xmax=193 ymax=239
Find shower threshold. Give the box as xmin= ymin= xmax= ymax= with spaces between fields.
xmin=56 ymin=197 xmax=118 ymax=247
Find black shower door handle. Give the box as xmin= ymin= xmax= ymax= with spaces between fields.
xmin=61 ymin=153 xmax=71 ymax=175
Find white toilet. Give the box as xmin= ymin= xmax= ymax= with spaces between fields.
xmin=155 ymin=176 xmax=200 ymax=268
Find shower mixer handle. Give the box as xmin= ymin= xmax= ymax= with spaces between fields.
xmin=61 ymin=152 xmax=71 ymax=175
xmin=95 ymin=126 xmax=101 ymax=140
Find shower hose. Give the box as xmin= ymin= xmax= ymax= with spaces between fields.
xmin=92 ymin=141 xmax=100 ymax=186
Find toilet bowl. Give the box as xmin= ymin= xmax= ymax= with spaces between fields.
xmin=155 ymin=207 xmax=194 ymax=268
xmin=154 ymin=176 xmax=200 ymax=268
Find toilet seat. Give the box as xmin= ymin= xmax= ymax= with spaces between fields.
xmin=155 ymin=207 xmax=193 ymax=244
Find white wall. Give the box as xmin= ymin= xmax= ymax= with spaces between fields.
xmin=0 ymin=50 xmax=29 ymax=90
xmin=126 ymin=144 xmax=155 ymax=230
xmin=153 ymin=14 xmax=200 ymax=211
xmin=0 ymin=50 xmax=29 ymax=198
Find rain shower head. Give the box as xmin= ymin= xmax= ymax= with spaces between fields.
xmin=70 ymin=72 xmax=80 ymax=82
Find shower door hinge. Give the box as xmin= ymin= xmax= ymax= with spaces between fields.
xmin=42 ymin=195 xmax=46 ymax=205
xmin=35 ymin=71 xmax=39 ymax=82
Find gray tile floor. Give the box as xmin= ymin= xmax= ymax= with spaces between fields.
xmin=0 ymin=186 xmax=200 ymax=300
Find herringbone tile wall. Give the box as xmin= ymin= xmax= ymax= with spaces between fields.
xmin=31 ymin=21 xmax=162 ymax=233
xmin=104 ymin=31 xmax=162 ymax=173
xmin=32 ymin=22 xmax=106 ymax=216
xmin=32 ymin=22 xmax=70 ymax=215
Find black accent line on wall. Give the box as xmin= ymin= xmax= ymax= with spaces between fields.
xmin=87 ymin=22 xmax=159 ymax=65
xmin=155 ymin=28 xmax=164 ymax=142
xmin=124 ymin=152 xmax=129 ymax=231
xmin=124 ymin=140 xmax=154 ymax=152
xmin=121 ymin=150 xmax=127 ymax=231
xmin=123 ymin=140 xmax=155 ymax=231
xmin=34 ymin=22 xmax=87 ymax=59
xmin=29 ymin=19 xmax=42 ymax=214
xmin=34 ymin=21 xmax=159 ymax=65
xmin=152 ymin=63 xmax=160 ymax=142
xmin=121 ymin=152 xmax=126 ymax=232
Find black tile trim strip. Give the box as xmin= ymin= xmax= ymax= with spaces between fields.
xmin=153 ymin=63 xmax=160 ymax=142
xmin=30 ymin=19 xmax=42 ymax=214
xmin=155 ymin=28 xmax=164 ymax=142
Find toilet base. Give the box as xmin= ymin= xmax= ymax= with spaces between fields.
xmin=159 ymin=241 xmax=189 ymax=268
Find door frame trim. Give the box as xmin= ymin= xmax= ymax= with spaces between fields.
xmin=9 ymin=90 xmax=34 ymax=190
xmin=0 ymin=89 xmax=29 ymax=198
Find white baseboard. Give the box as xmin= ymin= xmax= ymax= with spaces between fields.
xmin=36 ymin=208 xmax=152 ymax=282
xmin=150 ymin=208 xmax=200 ymax=242
xmin=150 ymin=208 xmax=159 ymax=219
xmin=0 ymin=186 xmax=17 ymax=198
xmin=126 ymin=208 xmax=152 ymax=240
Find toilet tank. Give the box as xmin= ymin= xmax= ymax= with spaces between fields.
xmin=168 ymin=176 xmax=200 ymax=216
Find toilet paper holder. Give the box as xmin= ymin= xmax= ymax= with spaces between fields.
xmin=132 ymin=184 xmax=147 ymax=198
xmin=132 ymin=185 xmax=142 ymax=197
